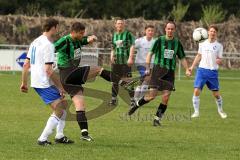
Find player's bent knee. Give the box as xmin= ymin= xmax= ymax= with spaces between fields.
xmin=54 ymin=109 xmax=64 ymax=118
xmin=162 ymin=94 xmax=170 ymax=103
xmin=90 ymin=66 xmax=102 ymax=74
xmin=212 ymin=91 xmax=220 ymax=98
xmin=61 ymin=99 xmax=68 ymax=109
xmin=193 ymin=88 xmax=201 ymax=96
xmin=148 ymin=96 xmax=155 ymax=101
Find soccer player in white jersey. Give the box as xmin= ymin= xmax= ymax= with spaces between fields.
xmin=134 ymin=25 xmax=155 ymax=100
xmin=189 ymin=25 xmax=227 ymax=119
xmin=20 ymin=18 xmax=73 ymax=145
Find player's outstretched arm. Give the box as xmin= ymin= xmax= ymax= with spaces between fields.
xmin=189 ymin=53 xmax=202 ymax=71
xmin=127 ymin=45 xmax=135 ymax=66
xmin=45 ymin=64 xmax=66 ymax=97
xmin=181 ymin=58 xmax=191 ymax=77
xmin=216 ymin=57 xmax=222 ymax=65
xmin=110 ymin=50 xmax=115 ymax=64
xmin=20 ymin=59 xmax=30 ymax=93
xmin=145 ymin=52 xmax=152 ymax=75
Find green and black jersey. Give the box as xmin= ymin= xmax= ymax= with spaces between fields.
xmin=55 ymin=34 xmax=88 ymax=68
xmin=112 ymin=30 xmax=135 ymax=64
xmin=150 ymin=36 xmax=185 ymax=70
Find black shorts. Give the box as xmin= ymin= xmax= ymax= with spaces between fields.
xmin=59 ymin=66 xmax=90 ymax=96
xmin=111 ymin=64 xmax=132 ymax=82
xmin=150 ymin=65 xmax=175 ymax=91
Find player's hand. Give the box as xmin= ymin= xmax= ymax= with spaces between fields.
xmin=188 ymin=66 xmax=194 ymax=73
xmin=185 ymin=69 xmax=191 ymax=77
xmin=59 ymin=88 xmax=67 ymax=99
xmin=216 ymin=58 xmax=222 ymax=65
xmin=20 ymin=83 xmax=28 ymax=93
xmin=127 ymin=57 xmax=134 ymax=66
xmin=87 ymin=35 xmax=98 ymax=43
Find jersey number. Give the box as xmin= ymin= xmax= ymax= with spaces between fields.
xmin=30 ymin=46 xmax=36 ymax=64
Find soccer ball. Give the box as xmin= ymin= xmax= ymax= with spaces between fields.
xmin=192 ymin=27 xmax=208 ymax=42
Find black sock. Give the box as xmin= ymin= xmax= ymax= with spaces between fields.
xmin=156 ymin=103 xmax=167 ymax=118
xmin=112 ymin=83 xmax=119 ymax=97
xmin=137 ymin=96 xmax=150 ymax=106
xmin=76 ymin=111 xmax=88 ymax=136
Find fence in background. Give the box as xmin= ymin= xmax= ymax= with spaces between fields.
xmin=0 ymin=44 xmax=240 ymax=79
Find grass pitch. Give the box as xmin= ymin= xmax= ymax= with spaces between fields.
xmin=0 ymin=70 xmax=239 ymax=160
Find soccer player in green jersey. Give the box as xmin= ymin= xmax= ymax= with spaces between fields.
xmin=109 ymin=18 xmax=135 ymax=106
xmin=128 ymin=21 xmax=191 ymax=126
xmin=55 ymin=22 xmax=128 ymax=141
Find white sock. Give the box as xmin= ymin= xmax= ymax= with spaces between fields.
xmin=38 ymin=114 xmax=59 ymax=142
xmin=55 ymin=110 xmax=67 ymax=139
xmin=192 ymin=96 xmax=200 ymax=113
xmin=134 ymin=86 xmax=141 ymax=100
xmin=216 ymin=96 xmax=223 ymax=112
xmin=140 ymin=85 xmax=148 ymax=98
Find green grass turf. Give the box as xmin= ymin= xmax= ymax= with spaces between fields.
xmin=0 ymin=71 xmax=239 ymax=160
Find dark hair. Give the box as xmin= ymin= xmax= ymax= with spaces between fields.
xmin=114 ymin=17 xmax=125 ymax=23
xmin=208 ymin=25 xmax=218 ymax=32
xmin=145 ymin=25 xmax=154 ymax=30
xmin=164 ymin=21 xmax=176 ymax=29
xmin=43 ymin=18 xmax=59 ymax=32
xmin=71 ymin=22 xmax=85 ymax=32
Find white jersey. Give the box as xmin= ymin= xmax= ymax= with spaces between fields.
xmin=27 ymin=35 xmax=55 ymax=88
xmin=135 ymin=36 xmax=155 ymax=66
xmin=198 ymin=39 xmax=223 ymax=70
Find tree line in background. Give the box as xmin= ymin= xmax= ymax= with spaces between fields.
xmin=0 ymin=0 xmax=239 ymax=23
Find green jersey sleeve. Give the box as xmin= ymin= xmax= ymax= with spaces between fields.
xmin=176 ymin=41 xmax=186 ymax=59
xmin=150 ymin=38 xmax=159 ymax=55
xmin=80 ymin=36 xmax=89 ymax=45
xmin=128 ymin=32 xmax=135 ymax=45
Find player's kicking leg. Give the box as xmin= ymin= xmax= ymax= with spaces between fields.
xmin=86 ymin=65 xmax=134 ymax=106
xmin=128 ymin=88 xmax=158 ymax=115
xmin=84 ymin=66 xmax=128 ymax=87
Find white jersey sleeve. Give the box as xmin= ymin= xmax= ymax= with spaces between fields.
xmin=43 ymin=44 xmax=55 ymax=64
xmin=27 ymin=47 xmax=31 ymax=59
xmin=135 ymin=38 xmax=141 ymax=49
xmin=198 ymin=42 xmax=203 ymax=54
xmin=27 ymin=43 xmax=34 ymax=59
xmin=217 ymin=43 xmax=223 ymax=58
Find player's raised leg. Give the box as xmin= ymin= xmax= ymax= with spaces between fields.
xmin=128 ymin=88 xmax=158 ymax=115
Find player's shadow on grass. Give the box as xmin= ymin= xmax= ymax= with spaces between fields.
xmin=62 ymin=87 xmax=131 ymax=121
